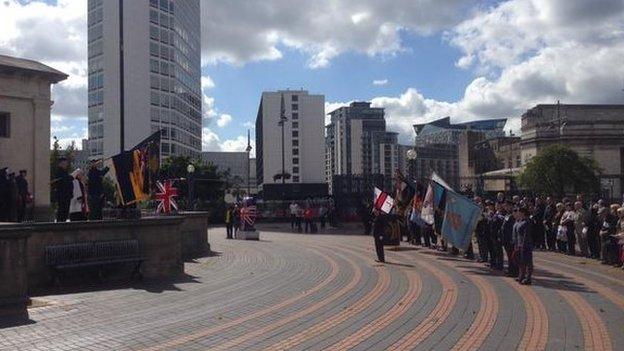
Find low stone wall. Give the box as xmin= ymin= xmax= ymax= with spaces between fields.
xmin=0 ymin=230 xmax=29 ymax=307
xmin=0 ymin=212 xmax=210 ymax=304
xmin=178 ymin=212 xmax=210 ymax=260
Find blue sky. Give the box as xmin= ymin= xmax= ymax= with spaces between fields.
xmin=207 ymin=32 xmax=474 ymax=141
xmin=2 ymin=0 xmax=623 ymax=152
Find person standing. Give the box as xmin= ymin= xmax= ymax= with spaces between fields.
xmin=372 ymin=210 xmax=387 ymax=263
xmin=15 ymin=170 xmax=30 ymax=222
xmin=588 ymin=203 xmax=601 ymax=259
xmin=289 ymin=202 xmax=299 ymax=229
xmin=303 ymin=205 xmax=314 ymax=233
xmin=543 ymin=197 xmax=556 ymax=251
xmin=225 ymin=206 xmax=233 ymax=239
xmin=598 ymin=207 xmax=617 ymax=264
xmin=318 ymin=204 xmax=327 ymax=230
xmin=6 ymin=172 xmax=18 ymax=222
xmin=533 ymin=197 xmax=546 ymax=250
xmin=87 ymin=160 xmax=109 ymax=220
xmin=53 ymin=157 xmax=74 ymax=222
xmin=502 ymin=201 xmax=517 ymax=277
xmin=489 ymin=203 xmax=505 ymax=270
xmin=561 ymin=203 xmax=576 ymax=256
xmin=475 ymin=204 xmax=489 ymax=263
xmin=514 ymin=207 xmax=534 ymax=285
xmin=233 ymin=204 xmax=241 ymax=238
xmin=574 ymin=201 xmax=590 ymax=257
xmin=69 ymin=169 xmax=88 ymax=221
xmin=0 ymin=168 xmax=8 ymax=222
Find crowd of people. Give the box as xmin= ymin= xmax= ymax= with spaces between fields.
xmin=0 ymin=167 xmax=31 ymax=222
xmin=376 ymin=192 xmax=624 ymax=286
xmin=52 ymin=156 xmax=109 ymax=222
xmin=289 ymin=201 xmax=335 ymax=233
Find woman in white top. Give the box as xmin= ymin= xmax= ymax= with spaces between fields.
xmin=69 ymin=169 xmax=88 ymax=221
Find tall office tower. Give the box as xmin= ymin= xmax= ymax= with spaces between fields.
xmin=325 ymin=102 xmax=386 ymax=181
xmin=255 ymin=90 xmax=326 ymax=198
xmin=87 ymin=0 xmax=202 ymax=159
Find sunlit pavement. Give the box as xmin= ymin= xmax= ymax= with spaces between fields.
xmin=1 ymin=225 xmax=624 ymax=350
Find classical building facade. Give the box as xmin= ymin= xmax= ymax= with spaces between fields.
xmin=521 ymin=104 xmax=624 ymax=199
xmin=255 ymin=90 xmax=326 ymax=198
xmin=87 ymin=0 xmax=202 ymax=159
xmin=0 ymin=55 xmax=68 ymax=219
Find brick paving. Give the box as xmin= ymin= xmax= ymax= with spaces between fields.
xmin=1 ymin=226 xmax=624 ymax=350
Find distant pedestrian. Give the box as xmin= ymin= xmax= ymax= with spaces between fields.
xmin=289 ymin=202 xmax=299 ymax=229
xmin=304 ymin=206 xmax=315 ymax=233
xmin=233 ymin=204 xmax=241 ymax=238
xmin=318 ymin=204 xmax=327 ymax=229
xmin=513 ymin=207 xmax=533 ymax=285
xmin=0 ymin=167 xmax=9 ymax=222
xmin=6 ymin=172 xmax=18 ymax=222
xmin=225 ymin=206 xmax=233 ymax=239
xmin=69 ymin=169 xmax=88 ymax=221
xmin=16 ymin=170 xmax=30 ymax=222
xmin=87 ymin=160 xmax=109 ymax=220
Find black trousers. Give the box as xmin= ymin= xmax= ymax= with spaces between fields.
xmin=374 ymin=234 xmax=385 ymax=262
xmin=88 ymin=197 xmax=104 ymax=220
xmin=226 ymin=224 xmax=233 ymax=238
xmin=56 ymin=200 xmax=70 ymax=222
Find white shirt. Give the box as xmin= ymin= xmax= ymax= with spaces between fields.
xmin=289 ymin=203 xmax=299 ymax=215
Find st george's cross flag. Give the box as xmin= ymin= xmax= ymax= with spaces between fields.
xmin=374 ymin=187 xmax=395 ymax=214
xmin=155 ymin=180 xmax=179 ymax=214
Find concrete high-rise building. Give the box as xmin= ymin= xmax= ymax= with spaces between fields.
xmin=325 ymin=102 xmax=386 ymax=180
xmin=255 ymin=90 xmax=326 ymax=198
xmin=87 ymin=0 xmax=202 ymax=160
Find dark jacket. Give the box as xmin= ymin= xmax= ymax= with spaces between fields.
xmin=502 ymin=214 xmax=515 ymax=246
xmin=87 ymin=167 xmax=109 ymax=198
xmin=16 ymin=175 xmax=28 ymax=196
xmin=513 ymin=218 xmax=533 ymax=250
xmin=54 ymin=168 xmax=74 ymax=203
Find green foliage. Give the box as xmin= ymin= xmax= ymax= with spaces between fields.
xmin=159 ymin=156 xmax=230 ymax=217
xmin=518 ymin=144 xmax=601 ymax=197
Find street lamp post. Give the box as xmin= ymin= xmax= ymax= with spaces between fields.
xmin=278 ymin=93 xmax=288 ymax=185
xmin=246 ymin=129 xmax=252 ymax=196
xmin=187 ymin=163 xmax=195 ymax=211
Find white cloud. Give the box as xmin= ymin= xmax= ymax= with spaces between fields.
xmin=216 ymin=114 xmax=233 ymax=128
xmin=201 ymin=127 xmax=256 ymax=158
xmin=201 ymin=75 xmax=215 ymax=90
xmin=373 ymin=79 xmax=389 ymax=86
xmin=200 ymin=0 xmax=474 ymax=68
xmin=243 ymin=121 xmax=255 ymax=129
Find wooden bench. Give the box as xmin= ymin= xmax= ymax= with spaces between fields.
xmin=45 ymin=240 xmax=144 ymax=286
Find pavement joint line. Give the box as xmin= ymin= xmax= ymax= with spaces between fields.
xmin=262 ymin=245 xmax=393 ymax=350
xmin=137 ymin=247 xmax=341 ymax=351
xmin=558 ymin=290 xmax=613 ymax=351
xmin=535 ymin=254 xmax=624 ymax=289
xmin=205 ymin=246 xmax=365 ymax=351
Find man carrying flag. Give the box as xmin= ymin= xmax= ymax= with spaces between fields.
xmin=372 ymin=188 xmax=395 ymax=263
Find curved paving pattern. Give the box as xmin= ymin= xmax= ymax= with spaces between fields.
xmin=1 ymin=227 xmax=624 ymax=351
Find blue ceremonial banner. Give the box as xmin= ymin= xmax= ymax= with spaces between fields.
xmin=441 ymin=191 xmax=481 ymax=250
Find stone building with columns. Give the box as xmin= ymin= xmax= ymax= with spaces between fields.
xmin=0 ymin=55 xmax=68 ymax=220
xmin=521 ymin=104 xmax=624 ymax=200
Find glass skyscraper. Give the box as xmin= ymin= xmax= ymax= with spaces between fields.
xmin=87 ymin=0 xmax=202 ymax=159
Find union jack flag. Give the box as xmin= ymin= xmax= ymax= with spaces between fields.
xmin=155 ymin=180 xmax=178 ymax=214
xmin=240 ymin=205 xmax=257 ymax=226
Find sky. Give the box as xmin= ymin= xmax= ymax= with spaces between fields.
xmin=1 ymin=0 xmax=624 ymax=156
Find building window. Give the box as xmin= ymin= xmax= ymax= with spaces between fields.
xmin=292 ymin=95 xmax=298 ymax=102
xmin=292 ymin=131 xmax=298 ymax=138
xmin=292 ymin=140 xmax=299 ymax=147
xmin=291 ymin=104 xmax=298 ymax=111
xmin=292 ymin=113 xmax=298 ymax=120
xmin=0 ymin=112 xmax=10 ymax=138
xmin=293 ymin=176 xmax=300 ymax=182
xmin=292 ymin=122 xmax=298 ymax=129
xmin=293 ymin=148 xmax=299 ymax=155
xmin=293 ymin=158 xmax=299 ymax=165
xmin=293 ymin=167 xmax=299 ymax=174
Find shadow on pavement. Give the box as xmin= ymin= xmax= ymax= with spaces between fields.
xmin=30 ymin=272 xmax=202 ymax=297
xmin=0 ymin=304 xmax=35 ymax=329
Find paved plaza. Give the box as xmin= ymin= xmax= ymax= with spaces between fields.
xmin=1 ymin=225 xmax=624 ymax=351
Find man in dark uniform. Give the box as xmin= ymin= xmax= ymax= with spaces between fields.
xmin=502 ymin=201 xmax=517 ymax=277
xmin=489 ymin=202 xmax=505 ymax=270
xmin=87 ymin=160 xmax=110 ymax=220
xmin=514 ymin=207 xmax=534 ymax=285
xmin=16 ymin=170 xmax=29 ymax=222
xmin=53 ymin=157 xmax=73 ymax=222
xmin=372 ymin=209 xmax=387 ymax=263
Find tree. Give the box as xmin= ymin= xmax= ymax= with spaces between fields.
xmin=518 ymin=144 xmax=601 ymax=197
